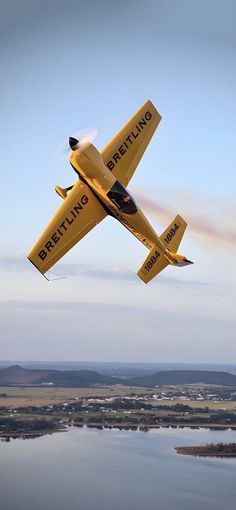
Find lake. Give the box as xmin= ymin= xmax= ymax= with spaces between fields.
xmin=1 ymin=426 xmax=236 ymax=510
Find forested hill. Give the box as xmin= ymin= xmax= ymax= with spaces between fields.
xmin=0 ymin=365 xmax=122 ymax=387
xmin=129 ymin=370 xmax=236 ymax=387
xmin=0 ymin=365 xmax=236 ymax=387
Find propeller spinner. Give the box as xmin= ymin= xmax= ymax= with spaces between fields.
xmin=69 ymin=137 xmax=79 ymax=151
xmin=58 ymin=128 xmax=98 ymax=156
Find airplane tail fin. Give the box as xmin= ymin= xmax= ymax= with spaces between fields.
xmin=137 ymin=215 xmax=193 ymax=283
xmin=159 ymin=214 xmax=187 ymax=253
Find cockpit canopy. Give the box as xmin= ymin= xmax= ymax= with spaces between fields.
xmin=107 ymin=181 xmax=137 ymax=215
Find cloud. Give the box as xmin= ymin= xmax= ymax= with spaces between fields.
xmin=0 ymin=299 xmax=188 ymax=338
xmin=0 ymin=254 xmax=209 ymax=287
xmin=56 ymin=263 xmax=136 ymax=282
xmin=0 ymin=255 xmax=136 ymax=281
xmin=1 ymin=299 xmax=235 ymax=324
xmin=1 ymin=300 xmax=235 ymax=363
xmin=0 ymin=255 xmax=30 ymax=272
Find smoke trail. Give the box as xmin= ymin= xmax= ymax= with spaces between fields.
xmin=136 ymin=193 xmax=236 ymax=250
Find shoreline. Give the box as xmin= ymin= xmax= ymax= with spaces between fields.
xmin=0 ymin=424 xmax=66 ymax=440
xmin=1 ymin=421 xmax=236 ymax=440
xmin=175 ymin=446 xmax=236 ymax=457
xmin=75 ymin=422 xmax=236 ymax=431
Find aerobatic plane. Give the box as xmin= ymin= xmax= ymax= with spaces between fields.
xmin=28 ymin=100 xmax=193 ymax=283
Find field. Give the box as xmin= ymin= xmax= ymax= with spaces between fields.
xmin=1 ymin=385 xmax=236 ymax=437
xmin=0 ymin=386 xmax=150 ymax=408
xmin=1 ymin=386 xmax=236 ymax=411
xmin=150 ymin=399 xmax=236 ymax=410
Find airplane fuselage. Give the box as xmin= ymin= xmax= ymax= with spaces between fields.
xmin=70 ymin=142 xmax=165 ymax=252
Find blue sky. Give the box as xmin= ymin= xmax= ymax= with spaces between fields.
xmin=1 ymin=0 xmax=236 ymax=362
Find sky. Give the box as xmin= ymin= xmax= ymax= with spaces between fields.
xmin=1 ymin=0 xmax=236 ymax=363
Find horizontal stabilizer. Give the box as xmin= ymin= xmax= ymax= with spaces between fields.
xmin=137 ymin=247 xmax=169 ymax=284
xmin=137 ymin=215 xmax=191 ymax=283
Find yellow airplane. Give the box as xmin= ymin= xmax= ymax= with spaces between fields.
xmin=28 ymin=100 xmax=193 ymax=283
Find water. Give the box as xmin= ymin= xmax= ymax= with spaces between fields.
xmin=1 ymin=427 xmax=236 ymax=510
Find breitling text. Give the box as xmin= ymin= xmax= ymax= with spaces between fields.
xmin=38 ymin=195 xmax=89 ymax=261
xmin=106 ymin=111 xmax=153 ymax=171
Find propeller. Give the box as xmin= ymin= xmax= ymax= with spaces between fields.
xmin=58 ymin=127 xmax=99 ymax=156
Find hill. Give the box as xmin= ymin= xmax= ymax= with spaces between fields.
xmin=129 ymin=370 xmax=236 ymax=387
xmin=0 ymin=366 xmax=236 ymax=388
xmin=0 ymin=365 xmax=123 ymax=387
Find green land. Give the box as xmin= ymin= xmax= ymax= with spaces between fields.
xmin=175 ymin=443 xmax=236 ymax=457
xmin=1 ymin=383 xmax=236 ymax=439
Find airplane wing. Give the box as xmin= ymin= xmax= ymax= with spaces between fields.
xmin=28 ymin=180 xmax=107 ymax=275
xmin=101 ymin=100 xmax=162 ymax=187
